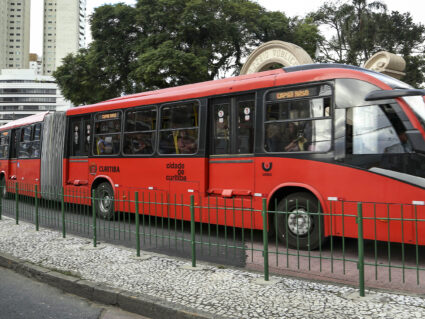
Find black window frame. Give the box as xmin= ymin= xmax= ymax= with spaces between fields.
xmin=92 ymin=110 xmax=123 ymax=157
xmin=158 ymin=100 xmax=200 ymax=156
xmin=17 ymin=123 xmax=42 ymax=159
xmin=68 ymin=115 xmax=92 ymax=157
xmin=0 ymin=131 xmax=10 ymax=159
xmin=123 ymin=105 xmax=157 ymax=157
xmin=263 ymin=82 xmax=334 ymax=154
xmin=209 ymin=93 xmax=257 ymax=156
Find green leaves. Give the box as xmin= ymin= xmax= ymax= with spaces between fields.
xmin=311 ymin=0 xmax=425 ymax=87
xmin=54 ymin=0 xmax=321 ymax=105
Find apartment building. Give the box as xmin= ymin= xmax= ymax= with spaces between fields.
xmin=43 ymin=0 xmax=87 ymax=75
xmin=0 ymin=1 xmax=31 ymax=70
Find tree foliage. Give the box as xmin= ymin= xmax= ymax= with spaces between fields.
xmin=310 ymin=0 xmax=425 ymax=87
xmin=54 ymin=0 xmax=320 ymax=105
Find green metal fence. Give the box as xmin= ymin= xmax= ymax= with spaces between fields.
xmin=1 ymin=181 xmax=424 ymax=296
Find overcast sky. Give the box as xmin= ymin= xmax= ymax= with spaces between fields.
xmin=30 ymin=0 xmax=425 ymax=56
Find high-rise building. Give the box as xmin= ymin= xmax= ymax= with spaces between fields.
xmin=43 ymin=0 xmax=87 ymax=75
xmin=0 ymin=1 xmax=31 ymax=70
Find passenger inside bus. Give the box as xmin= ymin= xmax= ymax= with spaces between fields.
xmin=177 ymin=132 xmax=197 ymax=154
xmin=284 ymin=122 xmax=308 ymax=152
xmin=127 ymin=133 xmax=152 ymax=154
xmin=160 ymin=111 xmax=198 ymax=154
xmin=265 ymin=123 xmax=284 ymax=152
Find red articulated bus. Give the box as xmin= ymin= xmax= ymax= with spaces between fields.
xmin=1 ymin=63 xmax=425 ymax=250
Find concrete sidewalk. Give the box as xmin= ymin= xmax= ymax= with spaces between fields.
xmin=0 ymin=216 xmax=424 ymax=319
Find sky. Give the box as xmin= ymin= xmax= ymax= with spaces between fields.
xmin=30 ymin=0 xmax=425 ymax=56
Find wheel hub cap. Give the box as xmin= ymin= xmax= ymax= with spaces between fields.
xmin=99 ymin=193 xmax=112 ymax=213
xmin=287 ymin=209 xmax=311 ymax=236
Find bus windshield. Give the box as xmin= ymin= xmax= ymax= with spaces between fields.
xmin=403 ymin=96 xmax=425 ymax=131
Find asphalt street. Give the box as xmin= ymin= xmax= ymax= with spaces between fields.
xmin=0 ymin=266 xmax=149 ymax=319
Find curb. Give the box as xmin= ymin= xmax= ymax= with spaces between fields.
xmin=0 ymin=252 xmax=221 ymax=319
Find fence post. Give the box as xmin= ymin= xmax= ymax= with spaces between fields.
xmin=61 ymin=188 xmax=66 ymax=238
xmin=35 ymin=184 xmax=39 ymax=231
xmin=92 ymin=190 xmax=97 ymax=247
xmin=357 ymin=202 xmax=365 ymax=297
xmin=262 ymin=198 xmax=269 ymax=281
xmin=190 ymin=195 xmax=196 ymax=268
xmin=15 ymin=182 xmax=19 ymax=225
xmin=135 ymin=191 xmax=140 ymax=257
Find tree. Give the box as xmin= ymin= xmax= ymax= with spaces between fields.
xmin=54 ymin=0 xmax=320 ymax=105
xmin=310 ymin=0 xmax=425 ymax=87
xmin=55 ymin=4 xmax=142 ymax=105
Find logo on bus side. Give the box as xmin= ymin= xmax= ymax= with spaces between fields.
xmin=262 ymin=162 xmax=272 ymax=176
xmin=89 ymin=164 xmax=97 ymax=175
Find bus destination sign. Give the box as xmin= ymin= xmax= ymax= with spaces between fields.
xmin=100 ymin=112 xmax=119 ymax=120
xmin=275 ymin=89 xmax=310 ymax=100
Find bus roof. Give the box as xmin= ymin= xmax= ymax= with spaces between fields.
xmin=67 ymin=63 xmax=396 ymax=116
xmin=0 ymin=112 xmax=50 ymax=131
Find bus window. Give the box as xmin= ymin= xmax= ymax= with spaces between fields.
xmin=93 ymin=112 xmax=121 ymax=156
xmin=18 ymin=126 xmax=32 ymax=158
xmin=347 ymin=105 xmax=409 ymax=154
xmin=159 ymin=102 xmax=199 ymax=155
xmin=210 ymin=94 xmax=255 ymax=155
xmin=69 ymin=116 xmax=91 ymax=157
xmin=0 ymin=131 xmax=9 ymax=159
xmin=212 ymin=103 xmax=230 ymax=155
xmin=264 ymin=84 xmax=332 ymax=153
xmin=124 ymin=107 xmax=156 ymax=155
xmin=237 ymin=100 xmax=255 ymax=154
xmin=30 ymin=123 xmax=41 ymax=158
xmin=84 ymin=120 xmax=91 ymax=154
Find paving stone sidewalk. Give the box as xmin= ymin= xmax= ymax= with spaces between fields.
xmin=0 ymin=216 xmax=424 ymax=319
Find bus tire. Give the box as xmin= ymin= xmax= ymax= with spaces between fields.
xmin=276 ymin=192 xmax=324 ymax=250
xmin=95 ymin=182 xmax=114 ymax=220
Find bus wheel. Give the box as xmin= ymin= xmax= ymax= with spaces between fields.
xmin=276 ymin=192 xmax=324 ymax=250
xmin=95 ymin=182 xmax=114 ymax=220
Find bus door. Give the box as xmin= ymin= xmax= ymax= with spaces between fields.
xmin=8 ymin=128 xmax=19 ymax=184
xmin=208 ymin=93 xmax=256 ymax=203
xmin=66 ymin=116 xmax=91 ymax=191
